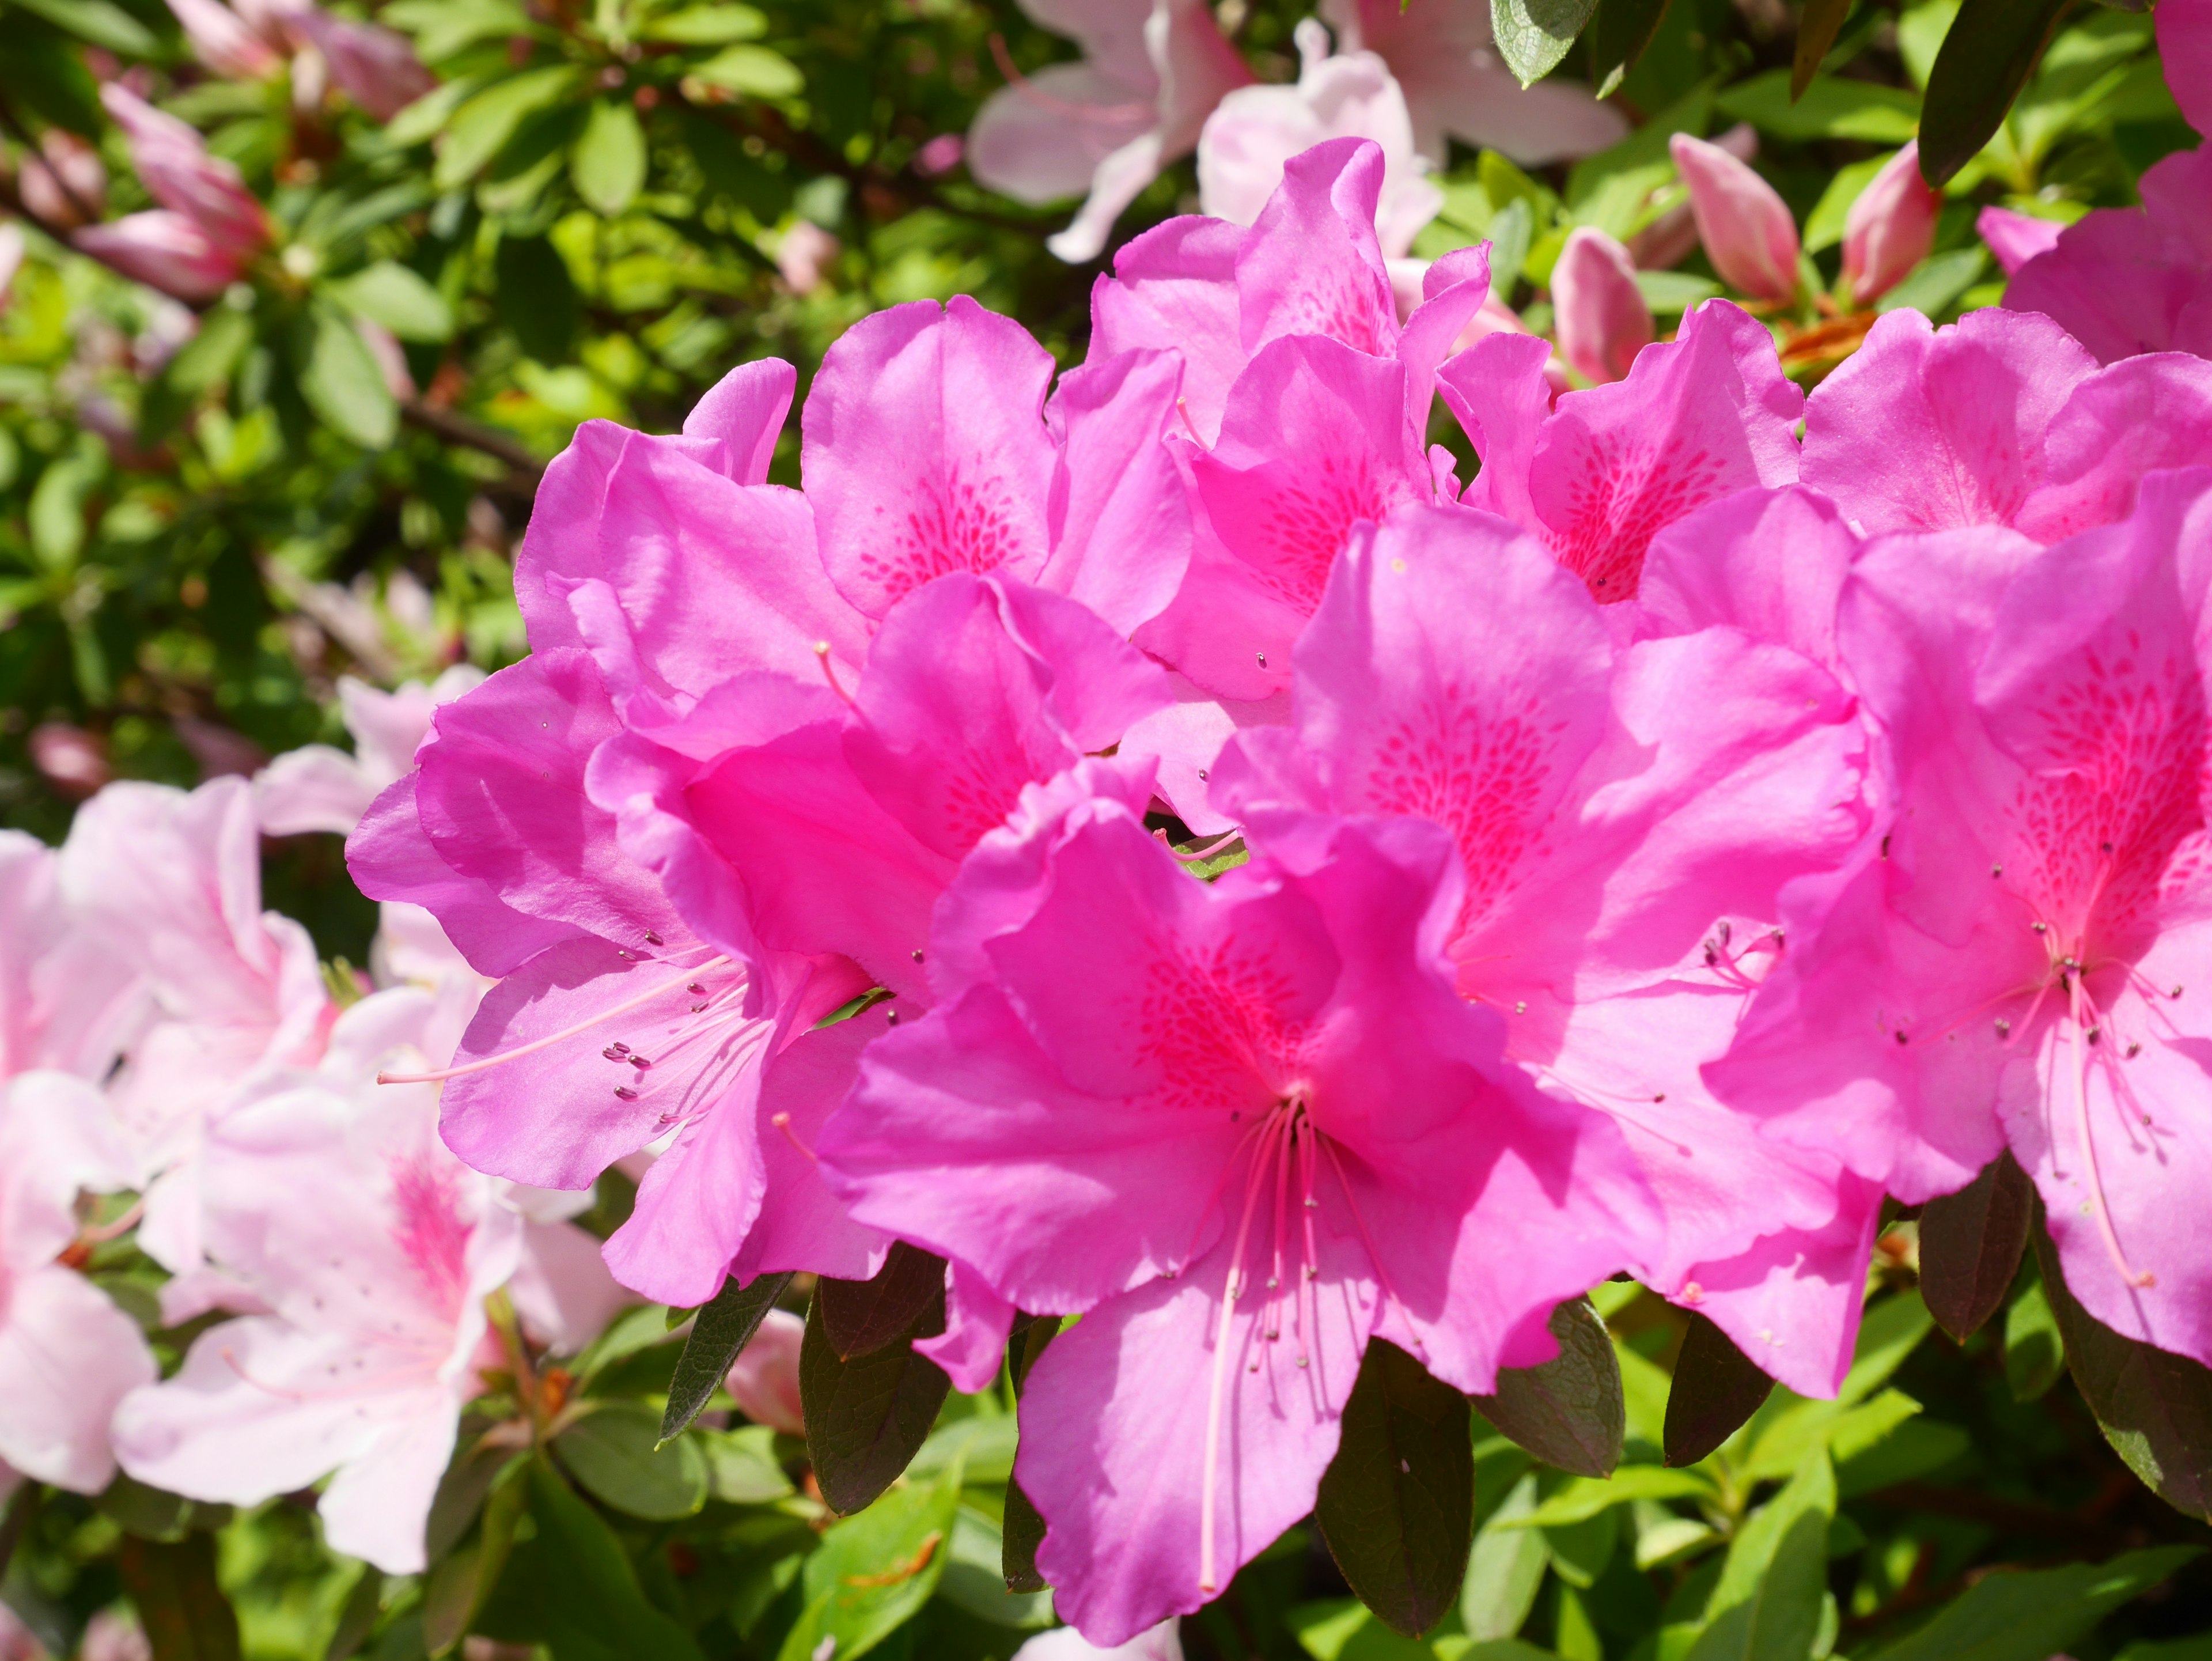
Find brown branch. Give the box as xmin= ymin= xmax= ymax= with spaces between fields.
xmin=399 ymin=400 xmax=545 ymax=482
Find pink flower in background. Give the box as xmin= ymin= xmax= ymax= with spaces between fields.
xmin=1712 ymin=470 xmax=2212 ymax=1368
xmin=257 ymin=668 xmax=487 ymax=839
xmin=16 ymin=130 xmax=107 ymax=229
xmin=1317 ymin=0 xmax=1626 ymax=167
xmin=1017 ymin=1623 xmax=1183 ymax=1661
xmin=26 ymin=722 xmax=111 ymax=800
xmin=967 ymin=0 xmax=1253 ymax=264
xmin=1196 ymin=20 xmax=1442 ymax=259
xmin=1629 ymin=124 xmax=1758 ymax=271
xmin=0 ymin=831 xmax=141 ymax=1084
xmin=166 ymin=0 xmax=284 ymax=78
xmin=1800 ymin=308 xmax=2212 ymax=543
xmin=1209 ymin=505 xmax=1880 ymax=1392
xmin=1439 ymin=298 xmax=1802 ymax=603
xmin=73 ymin=211 xmax=244 ymax=301
xmin=1551 ymin=225 xmax=1651 ymax=384
xmin=0 ymin=223 xmax=20 ymax=309
xmin=98 ymin=84 xmax=270 ymax=261
xmin=0 ymin=1072 xmax=158 ymax=1494
xmin=1978 ymin=205 xmax=2066 ymax=276
xmin=112 ymin=1057 xmax=521 ymax=1573
xmin=724 ymin=1306 xmax=805 ymax=1435
xmin=821 ymin=781 xmax=1650 ymax=1640
xmin=290 ymin=8 xmax=435 ymax=120
xmin=914 ymin=133 xmax=964 ymax=177
xmin=774 ymin=220 xmax=840 ymax=294
xmin=1669 ymin=131 xmax=1800 ymax=302
xmin=1841 ymin=141 xmax=1940 ymax=305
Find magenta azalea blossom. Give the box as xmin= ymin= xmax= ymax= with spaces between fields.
xmin=820 ymin=767 xmax=1651 ymax=1641
xmin=1801 ymin=308 xmax=2212 ymax=543
xmin=1711 ymin=469 xmax=2212 ymax=1366
xmin=1209 ymin=505 xmax=1880 ymax=1391
xmin=1438 ymin=298 xmax=1802 ymax=604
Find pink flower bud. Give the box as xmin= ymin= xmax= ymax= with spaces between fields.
xmin=724 ymin=1307 xmax=805 ymax=1436
xmin=1976 ymin=204 xmax=2065 ymax=275
xmin=165 ymin=0 xmax=283 ymax=78
xmin=1551 ymin=226 xmax=1653 ymax=385
xmin=914 ymin=133 xmax=964 ymax=177
xmin=293 ymin=9 xmax=435 ymax=121
xmin=100 ymin=84 xmax=271 ymax=260
xmin=17 ymin=131 xmax=108 ymax=229
xmin=1669 ymin=131 xmax=1800 ymax=302
xmin=73 ymin=211 xmax=244 ymax=300
xmin=29 ymin=723 xmax=112 ymax=798
xmin=1841 ymin=141 xmax=1941 ymax=305
xmin=775 ymin=221 xmax=840 ymax=295
xmin=1630 ymin=124 xmax=1757 ymax=271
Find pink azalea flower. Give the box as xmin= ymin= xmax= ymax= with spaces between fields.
xmin=166 ymin=0 xmax=284 ymax=78
xmin=1977 ymin=205 xmax=2066 ymax=276
xmin=73 ymin=211 xmax=244 ymax=302
xmin=60 ymin=778 xmax=335 ymax=1270
xmin=1669 ymin=133 xmax=1800 ymax=304
xmin=1710 ymin=469 xmax=2212 ymax=1367
xmin=1551 ymin=225 xmax=1652 ymax=385
xmin=1017 ymin=1622 xmax=1183 ymax=1661
xmin=774 ymin=220 xmax=840 ymax=294
xmin=257 ymin=667 xmax=487 ymax=839
xmin=1 ymin=831 xmax=142 ymax=1083
xmin=1317 ymin=0 xmax=1626 ymax=167
xmin=724 ymin=1306 xmax=805 ymax=1435
xmin=1800 ymin=308 xmax=2212 ymax=543
xmin=99 ymin=85 xmax=271 ymax=262
xmin=2163 ymin=0 xmax=2212 ymax=137
xmin=1634 ymin=485 xmax=1863 ymax=679
xmin=1195 ymin=20 xmax=1442 ymax=259
xmin=1438 ymin=297 xmax=1802 ymax=603
xmin=0 ymin=1071 xmax=158 ymax=1494
xmin=111 ymin=1034 xmax=522 ymax=1573
xmin=819 ymin=764 xmax=1652 ymax=1641
xmin=1841 ymin=142 xmax=1941 ymax=306
xmin=1209 ymin=504 xmax=1881 ymax=1392
xmin=289 ymin=8 xmax=435 ymax=120
xmin=17 ymin=130 xmax=107 ymax=229
xmin=967 ymin=0 xmax=1253 ymax=264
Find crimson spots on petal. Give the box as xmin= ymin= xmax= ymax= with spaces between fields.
xmin=387 ymin=1151 xmax=472 ymax=1318
xmin=855 ymin=467 xmax=1033 ymax=608
xmin=1245 ymin=453 xmax=1412 ymax=614
xmin=1136 ymin=939 xmax=1318 ymax=1112
xmin=1547 ymin=441 xmax=1733 ymax=602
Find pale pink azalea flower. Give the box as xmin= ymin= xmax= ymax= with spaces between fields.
xmin=76 ymin=1612 xmax=152 ymax=1661
xmin=1669 ymin=131 xmax=1800 ymax=303
xmin=1196 ymin=20 xmax=1442 ymax=259
xmin=1842 ymin=142 xmax=1941 ymax=305
xmin=967 ymin=0 xmax=1253 ymax=264
xmin=913 ymin=133 xmax=964 ymax=177
xmin=1317 ymin=0 xmax=1626 ymax=167
xmin=0 ymin=1071 xmax=158 ymax=1493
xmin=0 ymin=222 xmax=20 ymax=309
xmin=111 ymin=1042 xmax=521 ymax=1573
xmin=1630 ymin=126 xmax=1759 ymax=272
xmin=99 ymin=85 xmax=271 ymax=262
xmin=257 ymin=667 xmax=489 ymax=841
xmin=1551 ymin=225 xmax=1652 ymax=384
xmin=73 ymin=212 xmax=244 ymax=302
xmin=26 ymin=722 xmax=111 ymax=799
xmin=17 ymin=131 xmax=107 ymax=229
xmin=1016 ymin=1622 xmax=1183 ymax=1661
xmin=0 ymin=830 xmax=142 ymax=1084
xmin=774 ymin=220 xmax=840 ymax=294
xmin=1978 ymin=205 xmax=2066 ymax=277
xmin=166 ymin=0 xmax=285 ymax=78
xmin=724 ymin=1306 xmax=805 ymax=1435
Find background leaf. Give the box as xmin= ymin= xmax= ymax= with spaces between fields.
xmin=801 ymin=1278 xmax=952 ymax=1514
xmin=660 ymin=1270 xmax=795 ymax=1440
xmin=1474 ymin=1298 xmax=1626 ymax=1478
xmin=1491 ymin=0 xmax=1602 ymax=87
xmin=1919 ymin=0 xmax=2073 ymax=183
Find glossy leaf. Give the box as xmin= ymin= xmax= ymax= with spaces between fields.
xmin=2036 ymin=1225 xmax=2212 ymax=1519
xmin=1492 ymin=0 xmax=1601 ymax=87
xmin=434 ymin=65 xmax=583 ymax=189
xmin=10 ymin=0 xmax=156 ymax=54
xmin=1315 ymin=1339 xmax=1475 ymax=1638
xmin=2005 ymin=1257 xmax=2066 ymax=1402
xmin=776 ymin=1467 xmax=962 ymax=1661
xmin=1921 ymin=1149 xmax=2035 ymax=1342
xmin=801 ymin=1277 xmax=952 ymax=1514
xmin=660 ymin=1270 xmax=794 ymax=1441
xmin=1665 ymin=1314 xmax=1775 ymax=1467
xmin=326 ymin=260 xmax=455 ymax=343
xmin=818 ymin=1241 xmax=948 ymax=1360
xmin=1475 ymin=1299 xmax=1624 ymax=1477
xmin=555 ymin=1401 xmax=709 ymax=1520
xmin=642 ymin=3 xmax=767 ymax=43
xmin=688 ymin=43 xmax=803 ymax=97
xmin=1918 ymin=0 xmax=2071 ymax=185
xmin=1791 ymin=0 xmax=1855 ymax=97
xmin=1863 ymin=1546 xmax=2200 ymax=1661
xmin=1717 ymin=71 xmax=1922 ymax=141
xmin=1690 ymin=1452 xmax=1834 ymax=1661
xmin=1588 ymin=0 xmax=1673 ymax=98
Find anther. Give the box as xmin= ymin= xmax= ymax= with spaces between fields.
xmin=1296 ymin=1357 xmax=1309 ymax=1368
xmin=687 ymin=982 xmax=706 ymax=995
xmin=690 ymin=1002 xmax=708 ymax=1013
xmin=1266 ymin=1276 xmax=1279 ymax=1289
xmin=643 ymin=931 xmax=664 ymax=946
xmin=1652 ymin=1093 xmax=1666 ymax=1103
xmin=630 ymin=1055 xmax=652 ymax=1070
xmin=1304 ymin=1266 xmax=1317 ymax=1280
xmin=1996 ymin=1019 xmax=2012 ymax=1037
xmin=1895 ymin=1030 xmax=1909 ymax=1045
xmin=1880 ymin=835 xmax=1891 ymax=860
xmin=614 ymin=1086 xmax=639 ymax=1100
xmin=1991 ymin=864 xmax=2003 ymax=877
xmin=1514 ymin=1001 xmax=1527 ymax=1015
xmin=813 ymin=641 xmax=856 ymax=706
xmin=2087 ymin=1027 xmax=2103 ymax=1045
xmin=2127 ymin=1041 xmax=2143 ymax=1058
xmin=886 ymin=1009 xmax=899 ymax=1026
xmin=611 ymin=1042 xmax=629 ymax=1054
xmin=911 ymin=949 xmax=925 ymax=963
xmin=603 ymin=1047 xmax=626 ymax=1061
xmin=2033 ymin=922 xmax=2049 ymax=934
xmin=2173 ymin=986 xmax=2186 ymax=1000
xmin=1197 ymin=769 xmax=1209 ymax=781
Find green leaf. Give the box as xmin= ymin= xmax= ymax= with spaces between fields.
xmin=425 ymin=1436 xmax=525 ymax=1560
xmin=1874 ymin=247 xmax=1990 ymax=315
xmin=1864 ymin=1546 xmax=2200 ymax=1661
xmin=571 ymin=99 xmax=648 ymax=217
xmin=642 ymin=2 xmax=765 ymax=42
xmin=1512 ymin=1466 xmax=1717 ymax=1528
xmin=1540 ymin=1504 xmax=1616 ymax=1590
xmin=385 ymin=0 xmax=533 ymax=61
xmin=555 ymin=1401 xmax=709 ymax=1519
xmin=1314 ymin=1338 xmax=1475 ymax=1638
xmin=1792 ymin=0 xmax=1855 ymax=98
xmin=1490 ymin=0 xmax=1600 ymax=87
xmin=1634 ymin=268 xmax=1723 ymax=313
xmin=296 ymin=305 xmax=398 ymax=449
xmin=660 ymin=1270 xmax=795 ymax=1440
xmin=1475 ymin=1298 xmax=1624 ymax=1478
xmin=1841 ymin=1291 xmax=1936 ymax=1403
xmin=0 ymin=33 xmax=101 ymax=137
xmin=8 ymin=0 xmax=155 ymax=55
xmin=2004 ymin=1255 xmax=2066 ymax=1401
xmin=116 ymin=1531 xmax=243 ymax=1661
xmin=1486 ymin=198 xmax=1536 ymax=296
xmin=908 ymin=1412 xmax=1018 ymax=1486
xmin=1919 ymin=1150 xmax=2035 ymax=1343
xmin=494 ymin=233 xmax=582 ymax=365
xmin=1690 ymin=1452 xmax=1834 ymax=1661
xmin=801 ymin=1277 xmax=952 ymax=1514
xmin=96 ymin=1476 xmax=230 ymax=1545
xmin=698 ymin=1424 xmax=797 ymax=1503
xmin=1288 ymin=1599 xmax=1449 ymax=1660
xmin=776 ymin=1467 xmax=962 ymax=1661
xmin=1803 ymin=153 xmax=1893 ymax=253
xmin=1664 ymin=1314 xmax=1774 ymax=1468
xmin=687 ymin=43 xmax=803 ymax=99
xmin=937 ymin=1504 xmax=1057 ymax=1629
xmin=1918 ymin=0 xmax=2071 ymax=185
xmin=325 ymin=260 xmax=454 ymax=343
xmin=2036 ymin=1224 xmax=2212 ymax=1519
xmin=435 ymin=66 xmax=584 ymax=190
xmin=1835 ymin=1417 xmax=1972 ymax=1497
xmin=385 ymin=77 xmax=478 ymax=147
xmin=1717 ymin=70 xmax=1923 ymax=141
xmin=820 ymin=1242 xmax=949 ymax=1360
xmin=1462 ymin=1473 xmax=1550 ymax=1641
xmin=1588 ymin=0 xmax=1673 ymax=99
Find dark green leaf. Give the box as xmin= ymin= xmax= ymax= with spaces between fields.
xmin=1791 ymin=0 xmax=1855 ymax=97
xmin=555 ymin=1401 xmax=709 ymax=1520
xmin=571 ymin=99 xmax=647 ymax=217
xmin=2037 ymin=1224 xmax=2212 ymax=1518
xmin=1474 ymin=1298 xmax=1624 ymax=1477
xmin=801 ymin=1279 xmax=952 ymax=1514
xmin=1491 ymin=0 xmax=1601 ymax=86
xmin=1863 ymin=1546 xmax=2199 ymax=1661
xmin=1691 ymin=1451 xmax=1834 ymax=1661
xmin=8 ymin=0 xmax=156 ymax=55
xmin=1002 ymin=1481 xmax=1049 ymax=1596
xmin=0 ymin=32 xmax=103 ymax=137
xmin=1874 ymin=247 xmax=1990 ymax=316
xmin=2005 ymin=1255 xmax=2066 ymax=1401
xmin=1665 ymin=1314 xmax=1775 ymax=1467
xmin=819 ymin=1242 xmax=948 ymax=1360
xmin=1315 ymin=1339 xmax=1475 ymax=1638
xmin=116 ymin=1531 xmax=243 ymax=1661
xmin=96 ymin=1475 xmax=230 ymax=1544
xmin=699 ymin=1424 xmax=797 ymax=1503
xmin=940 ymin=1507 xmax=1056 ymax=1629
xmin=1920 ymin=1149 xmax=2035 ymax=1342
xmin=1919 ymin=0 xmax=2073 ymax=185
xmin=324 ymin=1567 xmax=383 ymax=1661
xmin=142 ymin=305 xmax=254 ymax=441
xmin=434 ymin=65 xmax=583 ymax=189
xmin=423 ymin=1436 xmax=522 ymax=1560
xmin=1588 ymin=0 xmax=1673 ymax=99
xmin=660 ymin=1269 xmax=794 ymax=1440
xmin=776 ymin=1469 xmax=961 ymax=1661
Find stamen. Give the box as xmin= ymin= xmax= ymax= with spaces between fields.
xmin=814 ymin=641 xmax=857 ymax=706
xmin=2067 ymin=976 xmax=2154 ymax=1289
xmin=1174 ymin=397 xmax=1209 ymax=448
xmin=1199 ymin=1117 xmax=1283 ymax=1595
xmin=377 ymin=956 xmax=733 ymax=1084
xmin=1155 ymin=827 xmax=1241 ymax=865
xmin=771 ymin=1111 xmax=819 ymax=1164
xmin=1321 ymin=1138 xmax=1422 ymax=1357
xmin=987 ymin=32 xmax=1153 ymax=122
